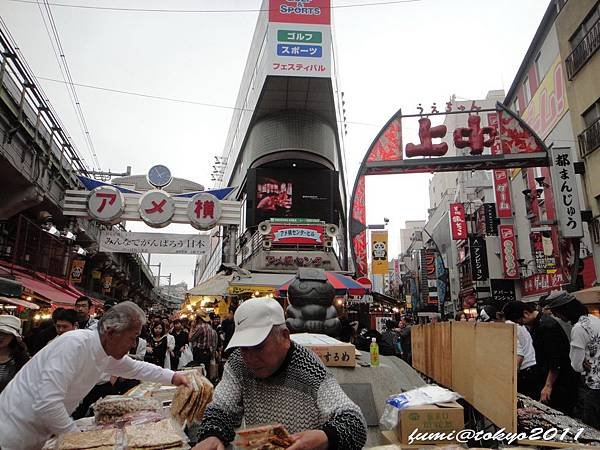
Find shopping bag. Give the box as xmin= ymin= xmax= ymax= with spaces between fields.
xmin=178 ymin=345 xmax=193 ymax=369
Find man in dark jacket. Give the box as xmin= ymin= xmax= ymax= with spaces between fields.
xmin=503 ymin=301 xmax=579 ymax=414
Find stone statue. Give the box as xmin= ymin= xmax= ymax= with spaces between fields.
xmin=286 ymin=268 xmax=341 ymax=337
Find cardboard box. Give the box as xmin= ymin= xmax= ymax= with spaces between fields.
xmin=396 ymin=401 xmax=464 ymax=445
xmin=290 ymin=333 xmax=356 ymax=367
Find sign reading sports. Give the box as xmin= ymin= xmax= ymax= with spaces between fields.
xmin=269 ymin=0 xmax=331 ymax=25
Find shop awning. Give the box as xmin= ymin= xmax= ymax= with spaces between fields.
xmin=230 ymin=272 xmax=296 ymax=295
xmin=15 ymin=273 xmax=78 ymax=306
xmin=0 ymin=296 xmax=40 ymax=310
xmin=188 ymin=273 xmax=233 ymax=297
xmin=276 ymin=272 xmax=369 ymax=297
xmin=573 ymin=285 xmax=600 ymax=304
xmin=0 ymin=276 xmax=22 ymax=297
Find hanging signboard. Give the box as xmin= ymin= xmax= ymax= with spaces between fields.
xmin=425 ymin=250 xmax=438 ymax=305
xmin=531 ymin=232 xmax=547 ymax=273
xmin=499 ymin=225 xmax=519 ymax=279
xmin=483 ymin=203 xmax=498 ymax=236
xmin=371 ymin=231 xmax=388 ymax=275
xmin=521 ymin=273 xmax=565 ymax=297
xmin=490 ymin=279 xmax=516 ymax=304
xmin=469 ymin=236 xmax=489 ymax=281
xmin=88 ymin=186 xmax=125 ymax=223
xmin=101 ymin=276 xmax=112 ymax=294
xmin=550 ymin=147 xmax=583 ymax=238
xmin=270 ymin=224 xmax=325 ymax=244
xmin=449 ymin=203 xmax=467 ymax=240
xmin=69 ymin=260 xmax=86 ymax=284
xmin=99 ymin=230 xmax=209 ymax=255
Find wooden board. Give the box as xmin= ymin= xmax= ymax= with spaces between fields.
xmin=472 ymin=322 xmax=517 ymax=433
xmin=414 ymin=321 xmax=517 ymax=433
xmin=451 ymin=321 xmax=475 ymax=402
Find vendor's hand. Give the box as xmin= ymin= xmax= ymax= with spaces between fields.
xmin=287 ymin=430 xmax=328 ymax=450
xmin=583 ymin=359 xmax=592 ymax=371
xmin=171 ymin=372 xmax=191 ymax=388
xmin=191 ymin=436 xmax=225 ymax=450
xmin=146 ymin=346 xmax=153 ymax=353
xmin=540 ymin=385 xmax=552 ymax=404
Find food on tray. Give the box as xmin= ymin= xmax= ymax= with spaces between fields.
xmin=93 ymin=396 xmax=161 ymax=424
xmin=170 ymin=370 xmax=213 ymax=425
xmin=235 ymin=424 xmax=294 ymax=449
xmin=58 ymin=428 xmax=117 ymax=450
xmin=124 ymin=418 xmax=184 ymax=449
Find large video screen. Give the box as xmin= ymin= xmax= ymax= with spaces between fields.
xmin=246 ymin=168 xmax=338 ymax=226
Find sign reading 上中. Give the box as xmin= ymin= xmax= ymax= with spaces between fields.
xmin=99 ymin=230 xmax=209 ymax=255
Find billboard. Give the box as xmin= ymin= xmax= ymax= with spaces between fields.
xmin=246 ymin=168 xmax=338 ymax=226
xmin=371 ymin=231 xmax=388 ymax=275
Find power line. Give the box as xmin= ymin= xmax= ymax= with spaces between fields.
xmin=38 ymin=0 xmax=101 ymax=170
xmin=8 ymin=0 xmax=425 ymax=13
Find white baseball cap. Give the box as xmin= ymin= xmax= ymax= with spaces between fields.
xmin=226 ymin=297 xmax=286 ymax=351
xmin=0 ymin=314 xmax=22 ymax=338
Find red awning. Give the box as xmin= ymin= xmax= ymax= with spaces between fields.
xmin=0 ymin=296 xmax=40 ymax=310
xmin=15 ymin=273 xmax=78 ymax=307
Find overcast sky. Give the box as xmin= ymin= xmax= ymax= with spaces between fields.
xmin=0 ymin=0 xmax=549 ymax=287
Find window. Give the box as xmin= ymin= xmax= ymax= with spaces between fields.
xmin=570 ymin=3 xmax=600 ymax=48
xmin=582 ymin=99 xmax=600 ymax=128
xmin=523 ymin=77 xmax=531 ymax=105
xmin=512 ymin=98 xmax=520 ymax=115
xmin=534 ymin=52 xmax=542 ymax=81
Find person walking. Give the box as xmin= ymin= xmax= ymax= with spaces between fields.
xmin=190 ymin=311 xmax=217 ymax=373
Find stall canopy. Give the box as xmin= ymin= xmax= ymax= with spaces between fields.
xmin=228 ymin=272 xmax=296 ymax=296
xmin=573 ymin=285 xmax=600 ymax=304
xmin=188 ymin=273 xmax=233 ymax=297
xmin=0 ymin=276 xmax=22 ymax=297
xmin=276 ymin=272 xmax=370 ymax=297
xmin=0 ymin=296 xmax=40 ymax=310
xmin=14 ymin=273 xmax=78 ymax=306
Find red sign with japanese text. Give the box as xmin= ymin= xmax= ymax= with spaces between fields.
xmin=269 ymin=0 xmax=331 ymax=25
xmin=449 ymin=203 xmax=467 ymax=240
xmin=521 ymin=273 xmax=565 ymax=297
xmin=499 ymin=225 xmax=519 ymax=279
xmin=488 ymin=113 xmax=514 ymax=218
xmin=270 ymin=225 xmax=325 ymax=244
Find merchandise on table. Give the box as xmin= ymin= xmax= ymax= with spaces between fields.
xmin=235 ymin=424 xmax=294 ymax=449
xmin=57 ymin=428 xmax=117 ymax=450
xmin=93 ymin=396 xmax=161 ymax=424
xmin=170 ymin=369 xmax=213 ymax=425
xmin=124 ymin=418 xmax=185 ymax=449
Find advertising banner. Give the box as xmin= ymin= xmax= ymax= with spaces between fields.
xmin=270 ymin=224 xmax=325 ymax=244
xmin=550 ymin=147 xmax=583 ymax=238
xmin=99 ymin=230 xmax=209 ymax=255
xmin=269 ymin=0 xmax=331 ymax=24
xmin=449 ymin=203 xmax=467 ymax=240
xmin=425 ymin=250 xmax=438 ymax=305
xmin=488 ymin=113 xmax=514 ymax=218
xmin=69 ymin=260 xmax=85 ymax=284
xmin=490 ymin=279 xmax=516 ymax=303
xmin=499 ymin=225 xmax=519 ymax=279
xmin=469 ymin=236 xmax=489 ymax=281
xmin=521 ymin=273 xmax=565 ymax=297
xmin=371 ymin=231 xmax=388 ymax=275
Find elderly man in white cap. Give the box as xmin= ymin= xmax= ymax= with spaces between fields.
xmin=190 ymin=297 xmax=367 ymax=450
xmin=0 ymin=315 xmax=29 ymax=394
xmin=0 ymin=301 xmax=190 ymax=450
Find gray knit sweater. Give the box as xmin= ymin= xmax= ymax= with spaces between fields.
xmin=191 ymin=342 xmax=367 ymax=449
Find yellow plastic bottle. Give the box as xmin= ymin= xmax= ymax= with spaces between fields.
xmin=370 ymin=337 xmax=380 ymax=367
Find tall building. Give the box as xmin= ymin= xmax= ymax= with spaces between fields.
xmin=399 ymin=220 xmax=426 ymax=256
xmin=555 ymin=0 xmax=600 ymax=278
xmin=504 ymin=0 xmax=597 ymax=301
xmin=194 ymin=0 xmax=348 ymax=294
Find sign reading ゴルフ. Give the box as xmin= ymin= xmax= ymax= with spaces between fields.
xmin=268 ymin=1 xmax=331 ymax=77
xmin=99 ymin=230 xmax=209 ymax=255
xmin=550 ymin=148 xmax=583 ymax=238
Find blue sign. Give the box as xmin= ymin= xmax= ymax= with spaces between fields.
xmin=276 ymin=44 xmax=322 ymax=58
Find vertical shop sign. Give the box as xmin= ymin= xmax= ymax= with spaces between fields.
xmin=69 ymin=260 xmax=85 ymax=284
xmin=488 ymin=113 xmax=513 ymax=218
xmin=371 ymin=231 xmax=388 ymax=275
xmin=483 ymin=203 xmax=498 ymax=236
xmin=101 ymin=276 xmax=113 ymax=294
xmin=490 ymin=279 xmax=516 ymax=303
xmin=425 ymin=250 xmax=438 ymax=305
xmin=550 ymin=148 xmax=583 ymax=238
xmin=469 ymin=236 xmax=489 ymax=281
xmin=531 ymin=232 xmax=547 ymax=273
xmin=499 ymin=225 xmax=519 ymax=279
xmin=449 ymin=203 xmax=467 ymax=240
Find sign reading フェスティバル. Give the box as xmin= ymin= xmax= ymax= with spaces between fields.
xmin=99 ymin=230 xmax=209 ymax=255
xmin=267 ymin=0 xmax=331 ymax=77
